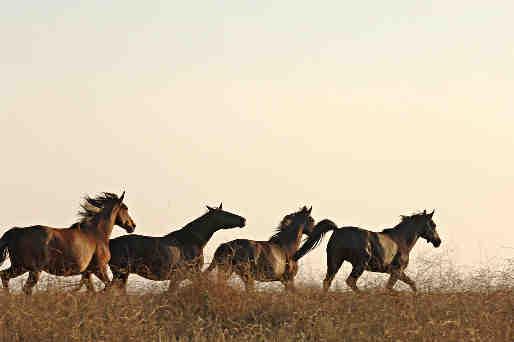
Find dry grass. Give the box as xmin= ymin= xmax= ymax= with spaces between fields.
xmin=0 ymin=267 xmax=512 ymax=342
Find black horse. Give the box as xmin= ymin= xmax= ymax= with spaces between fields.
xmin=77 ymin=203 xmax=246 ymax=292
xmin=294 ymin=210 xmax=441 ymax=292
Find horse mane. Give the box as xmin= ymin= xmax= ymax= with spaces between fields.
xmin=78 ymin=192 xmax=121 ymax=223
xmin=382 ymin=212 xmax=426 ymax=233
xmin=268 ymin=206 xmax=309 ymax=242
xmin=164 ymin=211 xmax=210 ymax=244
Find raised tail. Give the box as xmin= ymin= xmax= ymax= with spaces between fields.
xmin=0 ymin=228 xmax=15 ymax=267
xmin=293 ymin=219 xmax=338 ymax=261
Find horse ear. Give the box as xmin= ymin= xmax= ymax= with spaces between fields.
xmin=308 ymin=206 xmax=312 ymax=214
xmin=206 ymin=205 xmax=214 ymax=211
xmin=429 ymin=209 xmax=435 ymax=218
xmin=119 ymin=191 xmax=125 ymax=203
xmin=218 ymin=202 xmax=223 ymax=210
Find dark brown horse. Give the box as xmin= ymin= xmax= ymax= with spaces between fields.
xmin=293 ymin=210 xmax=441 ymax=292
xmin=92 ymin=203 xmax=246 ymax=292
xmin=0 ymin=192 xmax=136 ymax=294
xmin=205 ymin=206 xmax=315 ymax=291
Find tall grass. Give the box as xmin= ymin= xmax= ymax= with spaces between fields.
xmin=0 ymin=261 xmax=512 ymax=341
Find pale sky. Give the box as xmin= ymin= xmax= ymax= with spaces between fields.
xmin=1 ymin=1 xmax=513 ymax=279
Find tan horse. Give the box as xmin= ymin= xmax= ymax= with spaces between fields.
xmin=293 ymin=210 xmax=441 ymax=292
xmin=205 ymin=206 xmax=315 ymax=291
xmin=86 ymin=203 xmax=246 ymax=292
xmin=0 ymin=192 xmax=136 ymax=294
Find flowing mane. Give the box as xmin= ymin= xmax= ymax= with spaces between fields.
xmin=382 ymin=212 xmax=426 ymax=233
xmin=269 ymin=206 xmax=310 ymax=242
xmin=78 ymin=192 xmax=121 ymax=223
xmin=164 ymin=211 xmax=211 ymax=244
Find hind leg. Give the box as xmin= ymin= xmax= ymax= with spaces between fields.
xmin=215 ymin=263 xmax=232 ymax=285
xmin=346 ymin=264 xmax=365 ymax=292
xmin=111 ymin=270 xmax=129 ymax=292
xmin=323 ymin=252 xmax=344 ymax=292
xmin=241 ymin=274 xmax=255 ymax=292
xmin=23 ymin=271 xmax=41 ymax=295
xmin=0 ymin=266 xmax=26 ymax=293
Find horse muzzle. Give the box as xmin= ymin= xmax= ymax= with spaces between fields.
xmin=432 ymin=239 xmax=441 ymax=248
xmin=124 ymin=222 xmax=136 ymax=233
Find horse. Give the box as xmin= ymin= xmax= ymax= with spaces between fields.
xmin=293 ymin=210 xmax=441 ymax=292
xmin=91 ymin=203 xmax=246 ymax=292
xmin=0 ymin=191 xmax=136 ymax=294
xmin=205 ymin=206 xmax=315 ymax=291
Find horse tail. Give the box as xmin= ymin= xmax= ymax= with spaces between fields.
xmin=293 ymin=219 xmax=338 ymax=261
xmin=0 ymin=228 xmax=15 ymax=267
xmin=205 ymin=242 xmax=233 ymax=274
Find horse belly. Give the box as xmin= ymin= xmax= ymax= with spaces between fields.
xmin=133 ymin=246 xmax=181 ymax=281
xmin=46 ymin=237 xmax=95 ymax=276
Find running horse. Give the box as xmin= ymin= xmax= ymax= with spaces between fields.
xmin=0 ymin=192 xmax=136 ymax=294
xmin=293 ymin=210 xmax=441 ymax=292
xmin=90 ymin=203 xmax=246 ymax=292
xmin=205 ymin=206 xmax=315 ymax=291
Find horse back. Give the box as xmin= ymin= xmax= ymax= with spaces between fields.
xmin=109 ymin=235 xmax=163 ymax=263
xmin=328 ymin=227 xmax=371 ymax=251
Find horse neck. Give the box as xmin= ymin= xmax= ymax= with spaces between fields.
xmin=166 ymin=214 xmax=218 ymax=248
xmin=82 ymin=206 xmax=118 ymax=241
xmin=387 ymin=221 xmax=422 ymax=252
xmin=271 ymin=223 xmax=304 ymax=258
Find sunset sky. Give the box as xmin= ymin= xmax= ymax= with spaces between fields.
xmin=1 ymin=1 xmax=513 ymax=281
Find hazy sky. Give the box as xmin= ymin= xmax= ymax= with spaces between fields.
xmin=1 ymin=1 xmax=513 ymax=278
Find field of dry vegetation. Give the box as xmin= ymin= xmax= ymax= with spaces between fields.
xmin=0 ymin=261 xmax=512 ymax=341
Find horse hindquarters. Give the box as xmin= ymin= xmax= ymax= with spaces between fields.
xmin=205 ymin=243 xmax=235 ymax=283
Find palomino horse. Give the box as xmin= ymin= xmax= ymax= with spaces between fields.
xmin=205 ymin=206 xmax=315 ymax=291
xmin=92 ymin=203 xmax=246 ymax=292
xmin=293 ymin=210 xmax=441 ymax=292
xmin=0 ymin=192 xmax=136 ymax=294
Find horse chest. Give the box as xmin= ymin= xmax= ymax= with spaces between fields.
xmin=377 ymin=235 xmax=398 ymax=266
xmin=255 ymin=247 xmax=288 ymax=281
xmin=367 ymin=234 xmax=399 ymax=272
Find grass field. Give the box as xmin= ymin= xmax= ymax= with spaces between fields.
xmin=0 ymin=262 xmax=512 ymax=342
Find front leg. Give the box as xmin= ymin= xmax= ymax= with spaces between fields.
xmin=399 ymin=272 xmax=417 ymax=292
xmin=74 ymin=272 xmax=95 ymax=292
xmin=91 ymin=244 xmax=112 ymax=291
xmin=94 ymin=265 xmax=112 ymax=291
xmin=281 ymin=279 xmax=295 ymax=292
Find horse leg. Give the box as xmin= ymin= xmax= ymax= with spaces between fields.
xmin=74 ymin=272 xmax=95 ymax=292
xmin=23 ymin=271 xmax=41 ymax=295
xmin=346 ymin=264 xmax=365 ymax=292
xmin=167 ymin=266 xmax=185 ymax=292
xmin=323 ymin=253 xmax=344 ymax=292
xmin=111 ymin=270 xmax=129 ymax=292
xmin=242 ymin=275 xmax=255 ymax=292
xmin=0 ymin=266 xmax=25 ymax=293
xmin=92 ymin=266 xmax=112 ymax=291
xmin=399 ymin=272 xmax=417 ymax=292
xmin=215 ymin=262 xmax=232 ymax=285
xmin=385 ymin=271 xmax=400 ymax=291
xmin=282 ymin=279 xmax=295 ymax=292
